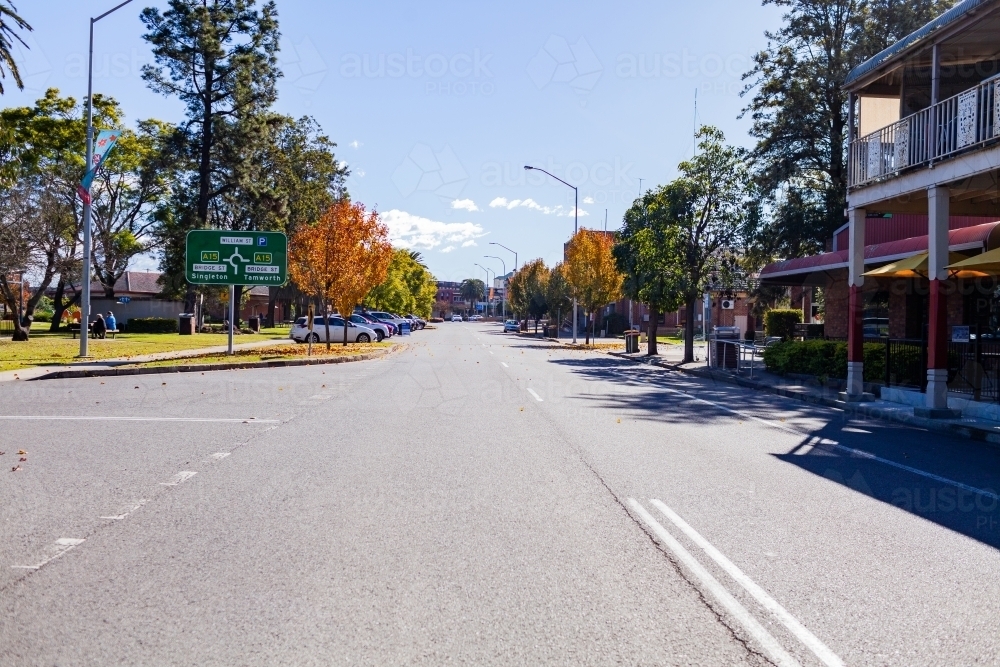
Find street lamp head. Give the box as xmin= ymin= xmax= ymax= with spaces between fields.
xmin=523 ymin=165 xmax=532 ymax=170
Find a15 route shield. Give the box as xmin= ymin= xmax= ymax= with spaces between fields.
xmin=185 ymin=230 xmax=288 ymax=286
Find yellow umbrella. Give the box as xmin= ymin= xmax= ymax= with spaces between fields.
xmin=863 ymin=251 xmax=970 ymax=279
xmin=946 ymin=246 xmax=1000 ymax=277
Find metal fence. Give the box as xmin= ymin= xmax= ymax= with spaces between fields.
xmin=849 ymin=73 xmax=1000 ymax=188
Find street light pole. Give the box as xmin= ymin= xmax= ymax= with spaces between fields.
xmin=524 ymin=165 xmax=578 ymax=344
xmin=488 ymin=242 xmax=517 ymax=272
xmin=474 ymin=263 xmax=493 ymax=318
xmin=79 ymin=0 xmax=135 ymax=358
xmin=484 ymin=255 xmax=506 ymax=321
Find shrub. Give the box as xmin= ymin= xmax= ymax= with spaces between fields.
xmin=33 ymin=313 xmax=52 ymax=323
xmin=127 ymin=317 xmax=179 ymax=334
xmin=763 ymin=340 xmax=886 ymax=382
xmin=764 ymin=309 xmax=803 ymax=341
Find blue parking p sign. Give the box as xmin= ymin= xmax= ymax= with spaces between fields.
xmin=257 ymin=237 xmax=267 ymax=247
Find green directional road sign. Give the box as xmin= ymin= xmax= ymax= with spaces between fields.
xmin=185 ymin=230 xmax=288 ymax=286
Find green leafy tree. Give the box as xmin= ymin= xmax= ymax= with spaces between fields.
xmin=366 ymin=248 xmax=437 ymax=318
xmin=742 ymin=0 xmax=953 ymax=257
xmin=141 ymin=0 xmax=281 ymax=308
xmin=615 ymin=196 xmax=687 ymax=355
xmin=654 ymin=127 xmax=758 ymax=363
xmin=0 ymin=1 xmax=31 ymax=95
xmin=0 ymin=89 xmax=125 ymax=338
xmin=459 ymin=278 xmax=485 ymax=316
xmin=545 ymin=262 xmax=572 ymax=336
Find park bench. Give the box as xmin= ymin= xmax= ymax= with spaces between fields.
xmin=69 ymin=323 xmax=118 ymax=339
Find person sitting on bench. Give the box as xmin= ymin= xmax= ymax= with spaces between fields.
xmin=92 ymin=313 xmax=107 ymax=339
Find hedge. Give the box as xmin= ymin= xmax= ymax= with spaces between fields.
xmin=126 ymin=317 xmax=179 ymax=334
xmin=762 ymin=340 xmax=887 ymax=382
xmin=763 ymin=309 xmax=803 ymax=341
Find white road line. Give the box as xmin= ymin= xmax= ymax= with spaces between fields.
xmin=655 ymin=381 xmax=1000 ymax=500
xmin=100 ymin=499 xmax=149 ymax=521
xmin=12 ymin=538 xmax=85 ymax=570
xmin=501 ymin=362 xmax=509 ymax=368
xmin=0 ymin=416 xmax=280 ymax=423
xmin=627 ymin=499 xmax=801 ymax=667
xmin=210 ymin=452 xmax=230 ymax=460
xmin=160 ymin=471 xmax=197 ymax=486
xmin=527 ymin=388 xmax=543 ymax=402
xmin=489 ymin=350 xmax=494 ymax=355
xmin=650 ymin=499 xmax=844 ymax=667
xmin=308 ymin=394 xmax=332 ymax=400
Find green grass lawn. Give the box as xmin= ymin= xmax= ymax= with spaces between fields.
xmin=0 ymin=326 xmax=291 ymax=372
xmin=120 ymin=341 xmax=390 ymax=369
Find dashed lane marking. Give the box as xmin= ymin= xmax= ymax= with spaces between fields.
xmin=100 ymin=499 xmax=149 ymax=521
xmin=628 ymin=499 xmax=801 ymax=667
xmin=527 ymin=388 xmax=543 ymax=402
xmin=501 ymin=362 xmax=509 ymax=368
xmin=12 ymin=538 xmax=86 ymax=571
xmin=160 ymin=471 xmax=197 ymax=486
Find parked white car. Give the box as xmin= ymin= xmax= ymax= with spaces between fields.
xmin=367 ymin=310 xmax=410 ymax=331
xmin=348 ymin=314 xmax=390 ymax=341
xmin=290 ymin=316 xmax=377 ymax=343
xmin=451 ymin=314 xmax=463 ymax=322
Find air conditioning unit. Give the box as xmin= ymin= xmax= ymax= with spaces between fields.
xmin=720 ymin=299 xmax=735 ymax=310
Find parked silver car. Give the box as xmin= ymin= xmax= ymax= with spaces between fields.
xmin=290 ymin=316 xmax=377 ymax=343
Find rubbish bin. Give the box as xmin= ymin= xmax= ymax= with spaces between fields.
xmin=624 ymin=330 xmax=640 ymax=353
xmin=248 ymin=316 xmax=261 ymax=332
xmin=713 ymin=326 xmax=741 ymax=368
xmin=178 ymin=313 xmax=195 ymax=336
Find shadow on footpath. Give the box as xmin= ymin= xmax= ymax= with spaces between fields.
xmin=548 ymin=353 xmax=1000 ymax=551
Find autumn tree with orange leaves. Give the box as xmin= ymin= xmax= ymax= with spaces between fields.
xmin=565 ymin=229 xmax=623 ymax=345
xmin=288 ymin=200 xmax=392 ymax=348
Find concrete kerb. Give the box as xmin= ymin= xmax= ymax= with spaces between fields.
xmin=30 ymin=345 xmax=402 ymax=381
xmin=605 ymin=350 xmax=1000 ymax=448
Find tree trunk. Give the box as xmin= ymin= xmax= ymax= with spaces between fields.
xmin=267 ymin=286 xmax=281 ymax=328
xmin=647 ymin=306 xmax=659 ymax=355
xmin=324 ymin=305 xmax=331 ymax=351
xmin=585 ymin=313 xmax=591 ymax=345
xmin=50 ymin=279 xmax=80 ymax=332
xmin=683 ymin=297 xmax=697 ymax=363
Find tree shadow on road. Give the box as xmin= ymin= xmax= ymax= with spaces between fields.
xmin=548 ymin=353 xmax=1000 ymax=550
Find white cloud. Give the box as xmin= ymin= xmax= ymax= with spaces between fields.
xmin=461 ymin=240 xmax=477 ymax=247
xmin=488 ymin=196 xmax=588 ymax=217
xmin=349 ymin=140 xmax=362 ymax=149
xmin=451 ymin=198 xmax=479 ymax=212
xmin=381 ymin=209 xmax=487 ymax=251
xmin=338 ymin=160 xmax=349 ymax=170
xmin=355 ymin=169 xmax=366 ymax=177
xmin=583 ymin=196 xmax=595 ymax=204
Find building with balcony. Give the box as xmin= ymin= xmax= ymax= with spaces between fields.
xmin=760 ymin=0 xmax=1000 ymax=414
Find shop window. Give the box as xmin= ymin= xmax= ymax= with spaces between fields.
xmin=863 ymin=290 xmax=889 ymax=337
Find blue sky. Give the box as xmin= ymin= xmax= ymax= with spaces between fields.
xmin=5 ymin=0 xmax=784 ymax=283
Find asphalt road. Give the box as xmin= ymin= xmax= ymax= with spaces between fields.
xmin=2 ymin=323 xmax=999 ymax=666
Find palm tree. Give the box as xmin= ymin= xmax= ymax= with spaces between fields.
xmin=459 ymin=278 xmax=484 ymax=316
xmin=0 ymin=2 xmax=31 ymax=95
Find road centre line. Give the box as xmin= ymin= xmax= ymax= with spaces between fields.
xmin=650 ymin=499 xmax=844 ymax=667
xmin=0 ymin=416 xmax=280 ymax=423
xmin=527 ymin=388 xmax=543 ymax=402
xmin=501 ymin=362 xmax=509 ymax=368
xmin=100 ymin=499 xmax=149 ymax=521
xmin=653 ymin=380 xmax=1000 ymax=500
xmin=160 ymin=471 xmax=197 ymax=486
xmin=12 ymin=538 xmax=85 ymax=570
xmin=627 ymin=499 xmax=801 ymax=667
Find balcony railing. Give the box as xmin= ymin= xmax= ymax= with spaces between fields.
xmin=848 ymin=73 xmax=1000 ymax=188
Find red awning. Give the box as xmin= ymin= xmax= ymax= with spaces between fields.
xmin=760 ymin=221 xmax=1000 ymax=282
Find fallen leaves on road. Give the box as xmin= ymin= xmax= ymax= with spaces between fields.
xmin=11 ymin=465 xmax=21 ymax=472
xmin=520 ymin=407 xmax=524 ymax=411
xmin=19 ymin=457 xmax=26 ymax=462
xmin=17 ymin=450 xmax=26 ymax=455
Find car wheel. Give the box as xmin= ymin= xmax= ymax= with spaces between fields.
xmin=307 ymin=332 xmax=320 ymax=343
xmin=375 ymin=331 xmax=384 ymax=342
xmin=357 ymin=333 xmax=371 ymax=343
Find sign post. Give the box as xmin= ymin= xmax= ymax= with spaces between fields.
xmin=185 ymin=230 xmax=288 ymax=355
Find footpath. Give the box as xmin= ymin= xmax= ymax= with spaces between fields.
xmin=0 ymin=339 xmax=389 ymax=383
xmin=543 ymin=335 xmax=1000 ymax=446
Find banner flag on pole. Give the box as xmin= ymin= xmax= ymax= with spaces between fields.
xmin=77 ymin=129 xmax=122 ymax=205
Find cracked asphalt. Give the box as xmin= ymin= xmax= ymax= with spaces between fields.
xmin=2 ymin=323 xmax=999 ymax=666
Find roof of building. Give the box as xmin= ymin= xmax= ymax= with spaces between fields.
xmin=760 ymin=221 xmax=1000 ymax=282
xmin=85 ymin=272 xmax=272 ymax=298
xmin=845 ymin=0 xmax=990 ymax=87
